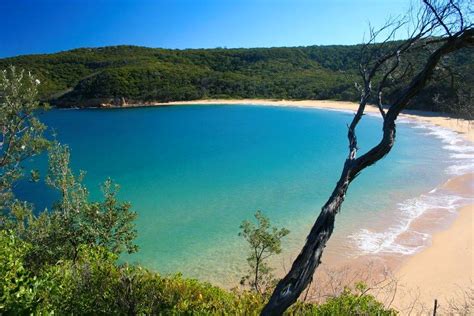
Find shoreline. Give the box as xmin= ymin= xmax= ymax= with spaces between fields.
xmin=393 ymin=202 xmax=473 ymax=313
xmin=391 ymin=169 xmax=473 ymax=312
xmin=100 ymin=98 xmax=473 ymax=142
xmin=104 ymin=99 xmax=473 ymax=309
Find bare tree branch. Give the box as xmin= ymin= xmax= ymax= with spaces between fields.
xmin=261 ymin=1 xmax=473 ymax=314
xmin=423 ymin=0 xmax=452 ymax=36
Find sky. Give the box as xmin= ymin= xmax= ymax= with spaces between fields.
xmin=0 ymin=0 xmax=413 ymax=58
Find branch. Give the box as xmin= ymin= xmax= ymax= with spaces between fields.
xmin=0 ymin=113 xmax=31 ymax=167
xmin=423 ymin=0 xmax=452 ymax=36
xmin=261 ymin=19 xmax=473 ymax=316
xmin=376 ymin=51 xmax=402 ymax=118
xmin=449 ymin=0 xmax=463 ymax=30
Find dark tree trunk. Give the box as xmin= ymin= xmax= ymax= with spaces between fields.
xmin=262 ymin=24 xmax=473 ymax=315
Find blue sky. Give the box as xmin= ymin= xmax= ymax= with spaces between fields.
xmin=0 ymin=0 xmax=412 ymax=58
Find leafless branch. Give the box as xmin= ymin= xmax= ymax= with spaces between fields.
xmin=262 ymin=1 xmax=473 ymax=314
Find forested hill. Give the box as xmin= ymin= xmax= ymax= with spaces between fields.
xmin=1 ymin=44 xmax=472 ymax=116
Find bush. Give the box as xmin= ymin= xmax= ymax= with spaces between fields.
xmin=0 ymin=230 xmax=396 ymax=314
xmin=0 ymin=230 xmax=51 ymax=314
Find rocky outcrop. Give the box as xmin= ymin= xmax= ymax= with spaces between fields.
xmin=113 ymin=96 xmax=127 ymax=107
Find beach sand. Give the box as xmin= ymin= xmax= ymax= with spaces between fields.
xmin=392 ymin=173 xmax=473 ymax=314
xmin=393 ymin=203 xmax=473 ymax=313
xmin=123 ymin=99 xmax=473 ymax=312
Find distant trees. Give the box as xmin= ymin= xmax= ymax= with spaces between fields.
xmin=262 ymin=0 xmax=473 ymax=314
xmin=1 ymin=39 xmax=471 ymax=117
xmin=239 ymin=211 xmax=289 ymax=294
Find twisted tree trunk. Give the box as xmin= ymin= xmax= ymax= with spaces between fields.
xmin=262 ymin=26 xmax=473 ymax=315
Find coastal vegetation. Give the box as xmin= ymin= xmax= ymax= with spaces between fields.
xmin=239 ymin=211 xmax=290 ymax=294
xmin=0 ymin=229 xmax=395 ymax=314
xmin=0 ymin=40 xmax=472 ymax=117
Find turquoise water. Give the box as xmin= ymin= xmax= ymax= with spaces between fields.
xmin=17 ymin=105 xmax=454 ymax=285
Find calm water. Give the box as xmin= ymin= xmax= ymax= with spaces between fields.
xmin=17 ymin=105 xmax=454 ymax=285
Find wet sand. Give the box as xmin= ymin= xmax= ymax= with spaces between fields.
xmin=393 ymin=174 xmax=473 ymax=313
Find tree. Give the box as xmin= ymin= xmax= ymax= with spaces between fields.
xmin=0 ymin=67 xmax=138 ymax=269
xmin=239 ymin=211 xmax=289 ymax=294
xmin=262 ymin=1 xmax=473 ymax=314
xmin=23 ymin=142 xmax=138 ymax=267
xmin=0 ymin=66 xmax=49 ymax=215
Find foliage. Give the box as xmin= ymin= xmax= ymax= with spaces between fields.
xmin=0 ymin=66 xmax=137 ymax=268
xmin=291 ymin=283 xmax=397 ymax=315
xmin=14 ymin=142 xmax=138 ymax=269
xmin=0 ymin=66 xmax=50 ymax=212
xmin=0 ymin=230 xmax=45 ymax=314
xmin=239 ymin=210 xmax=290 ymax=294
xmin=0 ymin=44 xmax=471 ymax=116
xmin=1 ymin=228 xmax=396 ymax=315
xmin=0 ymin=231 xmax=257 ymax=314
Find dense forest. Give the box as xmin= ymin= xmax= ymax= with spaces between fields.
xmin=0 ymin=43 xmax=472 ymax=116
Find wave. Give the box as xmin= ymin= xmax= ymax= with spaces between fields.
xmin=349 ymin=118 xmax=474 ymax=255
xmin=349 ymin=193 xmax=470 ymax=255
xmin=399 ymin=119 xmax=474 ymax=176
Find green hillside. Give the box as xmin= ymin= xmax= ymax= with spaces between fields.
xmin=1 ymin=44 xmax=472 ymax=116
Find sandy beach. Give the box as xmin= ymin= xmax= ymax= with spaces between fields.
xmin=379 ymin=171 xmax=472 ymax=313
xmin=394 ymin=203 xmax=473 ymax=313
xmin=122 ymin=98 xmax=473 ymax=312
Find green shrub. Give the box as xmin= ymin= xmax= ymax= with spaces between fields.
xmin=280 ymin=284 xmax=397 ymax=315
xmin=0 ymin=230 xmax=50 ymax=314
xmin=0 ymin=231 xmax=396 ymax=314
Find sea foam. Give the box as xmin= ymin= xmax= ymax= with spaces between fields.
xmin=349 ymin=117 xmax=474 ymax=255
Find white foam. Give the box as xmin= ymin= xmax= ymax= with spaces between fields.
xmin=350 ymin=194 xmax=471 ymax=255
xmin=350 ymin=118 xmax=474 ymax=255
xmin=450 ymin=153 xmax=474 ymax=159
xmin=350 ymin=229 xmax=429 ymax=255
xmin=410 ymin=121 xmax=474 ymax=175
xmin=443 ymin=143 xmax=474 ymax=151
xmin=446 ymin=163 xmax=474 ymax=175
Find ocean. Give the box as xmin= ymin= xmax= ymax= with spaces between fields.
xmin=16 ymin=104 xmax=473 ymax=286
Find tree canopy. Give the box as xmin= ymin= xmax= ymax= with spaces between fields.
xmin=1 ymin=43 xmax=472 ymax=116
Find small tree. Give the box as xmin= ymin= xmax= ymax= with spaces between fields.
xmin=239 ymin=211 xmax=289 ymax=294
xmin=0 ymin=67 xmax=138 ymax=269
xmin=0 ymin=66 xmax=49 ymax=216
xmin=23 ymin=142 xmax=138 ymax=267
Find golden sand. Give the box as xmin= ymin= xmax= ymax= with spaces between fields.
xmin=392 ymin=173 xmax=473 ymax=313
xmin=394 ymin=204 xmax=473 ymax=312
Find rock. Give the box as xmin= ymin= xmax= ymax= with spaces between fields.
xmin=112 ymin=96 xmax=127 ymax=107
